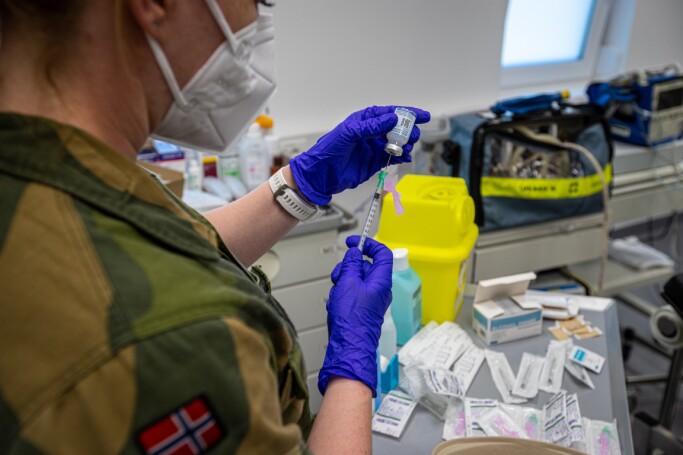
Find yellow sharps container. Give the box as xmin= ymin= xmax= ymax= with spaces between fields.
xmin=375 ymin=175 xmax=478 ymax=324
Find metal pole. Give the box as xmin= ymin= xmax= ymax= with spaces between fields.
xmin=659 ymin=347 xmax=683 ymax=429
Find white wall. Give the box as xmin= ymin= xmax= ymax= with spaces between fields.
xmin=625 ymin=0 xmax=683 ymax=71
xmin=267 ymin=0 xmax=683 ymax=139
xmin=268 ymin=0 xmax=508 ymax=137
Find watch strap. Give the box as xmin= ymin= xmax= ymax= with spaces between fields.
xmin=268 ymin=169 xmax=321 ymax=221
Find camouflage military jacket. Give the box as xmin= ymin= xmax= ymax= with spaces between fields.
xmin=0 ymin=114 xmax=314 ymax=455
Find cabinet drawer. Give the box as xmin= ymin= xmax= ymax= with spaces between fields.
xmin=298 ymin=325 xmax=328 ymax=375
xmin=306 ymin=372 xmax=322 ymax=414
xmin=273 ymin=279 xmax=330 ymax=332
xmin=255 ymin=230 xmax=339 ymax=288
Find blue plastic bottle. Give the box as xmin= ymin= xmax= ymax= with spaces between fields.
xmin=390 ymin=248 xmax=423 ymax=345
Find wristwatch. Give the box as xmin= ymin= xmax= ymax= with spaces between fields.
xmin=268 ymin=168 xmax=322 ymax=221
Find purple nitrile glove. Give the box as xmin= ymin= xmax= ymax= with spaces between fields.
xmin=318 ymin=236 xmax=394 ymax=397
xmin=290 ymin=105 xmax=431 ymax=205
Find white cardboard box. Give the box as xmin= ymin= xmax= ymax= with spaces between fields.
xmin=472 ymin=272 xmax=542 ymax=345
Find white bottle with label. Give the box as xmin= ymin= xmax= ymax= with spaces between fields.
xmin=184 ymin=149 xmax=203 ymax=192
xmin=238 ymin=123 xmax=271 ymax=191
xmin=379 ymin=306 xmax=397 ymax=360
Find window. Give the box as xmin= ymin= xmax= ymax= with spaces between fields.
xmin=501 ymin=0 xmax=612 ymax=87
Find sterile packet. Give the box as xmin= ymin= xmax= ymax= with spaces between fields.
xmin=500 ymin=404 xmax=544 ymax=441
xmin=398 ymin=321 xmax=438 ymax=366
xmin=564 ymin=393 xmax=586 ymax=451
xmin=564 ymin=356 xmax=596 ymax=389
xmin=371 ymin=390 xmax=418 ymax=438
xmin=485 ymin=350 xmax=527 ymax=404
xmin=512 ymin=353 xmax=544 ymax=398
xmin=442 ymin=398 xmax=467 ymax=440
xmin=543 ymin=391 xmax=570 ymax=444
xmin=583 ymin=418 xmax=621 ymax=455
xmin=404 ymin=366 xmax=464 ymax=398
xmin=427 ymin=329 xmax=471 ymax=370
xmin=478 ymin=406 xmax=530 ymax=439
xmin=452 ymin=345 xmax=486 ymax=394
xmin=465 ymin=398 xmax=498 ymax=437
xmin=540 ymin=340 xmax=570 ymax=394
xmin=405 ymin=322 xmax=456 ymax=368
xmin=402 ymin=366 xmax=454 ymax=420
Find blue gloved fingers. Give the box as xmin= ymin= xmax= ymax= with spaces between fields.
xmin=330 ymin=261 xmax=343 ymax=284
xmin=331 ymin=247 xmax=363 ymax=284
xmin=344 ymin=235 xmax=362 ymax=249
xmin=408 ymin=125 xmax=422 ymax=144
xmin=401 ymin=106 xmax=431 ymax=124
xmin=345 ymin=236 xmax=393 ymax=271
xmin=350 ymin=113 xmax=398 ymax=140
xmin=359 ymin=105 xmax=398 ymax=120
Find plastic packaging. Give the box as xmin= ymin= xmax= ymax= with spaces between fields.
xmin=427 ymin=327 xmax=470 ymax=370
xmin=512 ymin=353 xmax=544 ymax=399
xmin=543 ymin=391 xmax=570 ymax=444
xmin=379 ymin=307 xmax=397 ymax=360
xmin=398 ymin=321 xmax=438 ymax=366
xmin=391 ymin=248 xmax=423 ymax=346
xmin=237 ymin=123 xmax=271 ymax=191
xmin=485 ymin=350 xmax=527 ymax=404
xmin=402 ymin=366 xmax=455 ymax=420
xmin=569 ymin=345 xmax=605 ymax=374
xmin=465 ymin=398 xmax=497 ymax=437
xmin=385 ymin=107 xmax=417 ymax=156
xmin=371 ymin=390 xmax=418 ymax=438
xmin=564 ymin=356 xmax=596 ymax=389
xmin=565 ymin=393 xmax=585 ymax=450
xmin=583 ymin=418 xmax=621 ymax=455
xmin=540 ymin=340 xmax=570 ymax=394
xmin=500 ymin=404 xmax=544 ymax=441
xmin=442 ymin=398 xmax=467 ymax=440
xmin=478 ymin=407 xmax=529 ymax=439
xmin=452 ymin=345 xmax=486 ymax=394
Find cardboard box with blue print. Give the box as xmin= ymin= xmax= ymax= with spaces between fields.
xmin=472 ymin=272 xmax=541 ymax=345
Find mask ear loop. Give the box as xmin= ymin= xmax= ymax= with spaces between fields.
xmin=203 ymin=0 xmax=242 ymax=54
xmin=145 ymin=35 xmax=189 ymax=109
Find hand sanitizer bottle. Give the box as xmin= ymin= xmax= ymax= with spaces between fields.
xmin=391 ymin=248 xmax=423 ymax=345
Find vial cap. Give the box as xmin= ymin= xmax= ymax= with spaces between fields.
xmin=393 ymin=248 xmax=410 ymax=271
xmin=384 ymin=143 xmax=404 ymax=156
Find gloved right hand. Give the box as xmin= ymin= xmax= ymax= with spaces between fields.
xmin=318 ymin=236 xmax=393 ymax=397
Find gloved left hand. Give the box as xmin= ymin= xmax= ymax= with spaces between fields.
xmin=318 ymin=236 xmax=394 ymax=397
xmin=290 ymin=105 xmax=431 ymax=205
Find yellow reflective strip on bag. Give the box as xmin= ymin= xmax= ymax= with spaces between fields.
xmin=481 ymin=163 xmax=612 ymax=200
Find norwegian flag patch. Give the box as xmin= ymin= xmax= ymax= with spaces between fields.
xmin=137 ymin=396 xmax=224 ymax=455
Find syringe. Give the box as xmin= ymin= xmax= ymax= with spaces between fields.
xmin=358 ymin=155 xmax=392 ymax=252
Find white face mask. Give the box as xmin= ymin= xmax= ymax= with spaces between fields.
xmin=146 ymin=0 xmax=276 ymax=154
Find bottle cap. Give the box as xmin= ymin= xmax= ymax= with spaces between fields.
xmin=255 ymin=114 xmax=274 ymax=129
xmin=384 ymin=143 xmax=404 ymax=156
xmin=393 ymin=248 xmax=409 ymax=271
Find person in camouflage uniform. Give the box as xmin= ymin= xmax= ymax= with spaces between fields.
xmin=0 ymin=1 xmax=429 ymax=454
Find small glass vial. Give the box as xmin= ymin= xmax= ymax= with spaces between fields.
xmin=385 ymin=107 xmax=417 ymax=156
